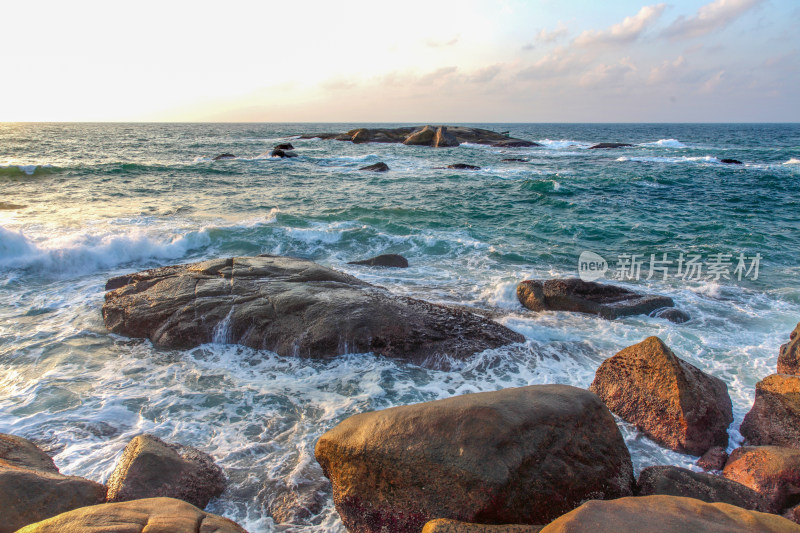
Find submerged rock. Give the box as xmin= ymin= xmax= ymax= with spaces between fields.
xmin=0 ymin=434 xmax=106 ymax=533
xmin=722 ymin=446 xmax=800 ymax=511
xmin=538 ymin=495 xmax=799 ymax=533
xmin=16 ymin=497 xmax=247 ymax=533
xmin=779 ymin=323 xmax=800 ymax=376
xmin=447 ymin=163 xmax=481 ymax=170
xmin=589 ymin=143 xmax=633 ymax=149
xmin=740 ymin=374 xmax=800 ymax=449
xmin=502 ymin=158 xmax=528 ymax=162
xmin=721 ymin=158 xmax=743 ymax=164
xmin=212 ymin=153 xmax=236 ymax=160
xmin=102 ymin=256 xmax=523 ymax=368
xmin=106 ymin=434 xmax=225 ymax=509
xmin=516 ymin=279 xmax=675 ymax=320
xmin=274 ymin=143 xmax=294 ymax=150
xmin=270 ymin=149 xmax=298 ymax=158
xmin=359 ymin=162 xmax=389 ymax=172
xmin=697 ymin=446 xmax=729 ymax=471
xmin=348 ymin=254 xmax=409 ymax=268
xmin=590 ymin=336 xmax=733 ymax=455
xmin=315 ymin=385 xmax=634 ymax=532
xmin=650 ymin=307 xmax=691 ymax=323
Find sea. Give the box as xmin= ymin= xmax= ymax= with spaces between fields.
xmin=1 ymin=123 xmax=799 ymax=531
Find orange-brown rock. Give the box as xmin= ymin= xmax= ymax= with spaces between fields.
xmin=779 ymin=323 xmax=800 ymax=376
xmin=722 ymin=446 xmax=800 ymax=511
xmin=741 ymin=374 xmax=800 ymax=448
xmin=590 ymin=336 xmax=733 ymax=455
xmin=697 ymin=446 xmax=729 ymax=471
xmin=422 ymin=519 xmax=542 ymax=533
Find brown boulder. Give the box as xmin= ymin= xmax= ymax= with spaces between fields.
xmin=741 ymin=374 xmax=800 ymax=448
xmin=779 ymin=323 xmax=800 ymax=376
xmin=315 ymin=385 xmax=634 ymax=533
xmin=0 ymin=434 xmax=106 ymax=533
xmin=590 ymin=336 xmax=733 ymax=455
xmin=516 ymin=279 xmax=676 ymax=320
xmin=351 ymin=128 xmax=372 ymax=144
xmin=348 ymin=254 xmax=409 ymax=268
xmin=433 ymin=126 xmax=460 ymax=147
xmin=102 ymin=256 xmax=523 ymax=369
xmin=404 ymin=125 xmax=437 ymax=146
xmin=106 ymin=434 xmax=225 ymax=509
xmin=423 ymin=520 xmax=542 ymax=533
xmin=723 ymin=446 xmax=800 ymax=511
xmin=636 ymin=465 xmax=771 ymax=512
xmin=786 ymin=504 xmax=800 ymax=524
xmin=16 ymin=497 xmax=247 ymax=533
xmin=697 ymin=446 xmax=729 ymax=471
xmin=538 ymin=495 xmax=800 ymax=533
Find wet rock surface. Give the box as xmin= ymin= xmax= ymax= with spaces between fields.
xmin=348 ymin=253 xmax=409 ymax=268
xmin=741 ymin=374 xmax=800 ymax=448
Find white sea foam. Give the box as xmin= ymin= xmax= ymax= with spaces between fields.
xmin=639 ymin=139 xmax=687 ymax=148
xmin=783 ymin=158 xmax=800 ymax=165
xmin=619 ymin=155 xmax=721 ymax=165
xmin=536 ymin=139 xmax=592 ymax=149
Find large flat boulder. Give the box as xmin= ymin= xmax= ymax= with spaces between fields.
xmin=106 ymin=434 xmax=225 ymax=509
xmin=16 ymin=497 xmax=247 ymax=533
xmin=102 ymin=256 xmax=523 ymax=368
xmin=423 ymin=520 xmax=542 ymax=533
xmin=538 ymin=495 xmax=800 ymax=533
xmin=741 ymin=374 xmax=800 ymax=448
xmin=590 ymin=336 xmax=733 ymax=455
xmin=0 ymin=434 xmax=106 ymax=533
xmin=516 ymin=279 xmax=679 ymax=320
xmin=723 ymin=446 xmax=800 ymax=511
xmin=780 ymin=323 xmax=800 ymax=376
xmin=315 ymin=385 xmax=634 ymax=533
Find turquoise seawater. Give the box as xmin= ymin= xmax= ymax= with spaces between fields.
xmin=1 ymin=123 xmax=799 ymax=531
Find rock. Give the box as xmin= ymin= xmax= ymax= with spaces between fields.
xmin=0 ymin=434 xmax=106 ymax=533
xmin=589 ymin=143 xmax=633 ymax=149
xmin=270 ymin=149 xmax=298 ymax=158
xmin=721 ymin=158 xmax=743 ymax=164
xmin=446 ymin=163 xmax=481 ymax=170
xmin=106 ymin=434 xmax=225 ymax=509
xmin=16 ymin=497 xmax=248 ymax=533
xmin=697 ymin=446 xmax=729 ymax=471
xmin=590 ymin=336 xmax=733 ymax=455
xmin=786 ymin=504 xmax=800 ymax=525
xmin=502 ymin=158 xmax=528 ymax=162
xmin=491 ymin=140 xmax=538 ymax=148
xmin=274 ymin=143 xmax=294 ymax=150
xmin=404 ymin=125 xmax=437 ymax=146
xmin=423 ymin=520 xmax=543 ymax=533
xmin=517 ymin=279 xmax=675 ymax=320
xmin=433 ymin=126 xmax=460 ymax=148
xmin=650 ymin=307 xmax=691 ymax=323
xmin=359 ymin=162 xmax=389 ymax=172
xmin=636 ymin=465 xmax=771 ymax=512
xmin=348 ymin=254 xmax=409 ymax=268
xmin=315 ymin=385 xmax=634 ymax=532
xmin=212 ymin=153 xmax=236 ymax=160
xmin=102 ymin=256 xmax=523 ymax=368
xmin=351 ymin=128 xmax=372 ymax=144
xmin=723 ymin=446 xmax=800 ymax=511
xmin=741 ymin=374 xmax=800 ymax=449
xmin=779 ymin=323 xmax=800 ymax=376
xmin=537 ymin=495 xmax=800 ymax=533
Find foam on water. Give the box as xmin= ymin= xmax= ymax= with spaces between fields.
xmin=784 ymin=158 xmax=800 ymax=165
xmin=639 ymin=139 xmax=687 ymax=148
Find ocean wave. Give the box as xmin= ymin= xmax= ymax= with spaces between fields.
xmin=783 ymin=158 xmax=800 ymax=165
xmin=0 ymin=165 xmax=61 ymax=178
xmin=617 ymin=155 xmax=721 ymax=165
xmin=639 ymin=139 xmax=686 ymax=148
xmin=535 ymin=139 xmax=593 ymax=149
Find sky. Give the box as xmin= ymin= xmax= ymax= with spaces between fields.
xmin=2 ymin=0 xmax=798 ymax=122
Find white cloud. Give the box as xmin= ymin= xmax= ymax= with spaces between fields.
xmin=537 ymin=21 xmax=569 ymax=43
xmin=700 ymin=70 xmax=726 ymax=93
xmin=574 ymin=4 xmax=667 ymax=47
xmin=648 ymin=55 xmax=686 ymax=84
xmin=579 ymin=58 xmax=637 ymax=87
xmin=663 ymin=0 xmax=765 ymax=40
xmin=425 ymin=35 xmax=460 ymax=48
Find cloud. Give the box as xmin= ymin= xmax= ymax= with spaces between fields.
xmin=579 ymin=58 xmax=637 ymax=87
xmin=700 ymin=70 xmax=726 ymax=93
xmin=465 ymin=64 xmax=503 ymax=83
xmin=663 ymin=0 xmax=765 ymax=40
xmin=648 ymin=55 xmax=686 ymax=84
xmin=425 ymin=35 xmax=460 ymax=48
xmin=537 ymin=21 xmax=568 ymax=43
xmin=517 ymin=47 xmax=586 ymax=80
xmin=574 ymin=4 xmax=667 ymax=47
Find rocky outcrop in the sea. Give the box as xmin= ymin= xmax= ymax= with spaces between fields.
xmin=447 ymin=163 xmax=481 ymax=170
xmin=635 ymin=465 xmax=771 ymax=512
xmin=650 ymin=307 xmax=690 ymax=323
xmin=106 ymin=434 xmax=225 ymax=509
xmin=740 ymin=374 xmax=800 ymax=448
xmin=537 ymin=495 xmax=800 ymax=533
xmin=590 ymin=336 xmax=733 ymax=455
xmin=348 ymin=254 xmax=409 ymax=268
xmin=423 ymin=520 xmax=543 ymax=533
xmin=589 ymin=143 xmax=633 ymax=149
xmin=723 ymin=446 xmax=800 ymax=511
xmin=314 ymin=385 xmax=634 ymax=532
xmin=300 ymin=125 xmax=539 ymax=148
xmin=212 ymin=153 xmax=236 ymax=160
xmin=270 ymin=148 xmax=298 ymax=158
xmin=516 ymin=279 xmax=683 ymax=321
xmin=0 ymin=434 xmax=106 ymax=533
xmin=274 ymin=143 xmax=294 ymax=150
xmin=721 ymin=158 xmax=743 ymax=164
xmin=102 ymin=255 xmax=523 ymax=368
xmin=16 ymin=497 xmax=248 ymax=533
xmin=359 ymin=162 xmax=389 ymax=172
xmin=779 ymin=323 xmax=800 ymax=376
xmin=697 ymin=446 xmax=729 ymax=471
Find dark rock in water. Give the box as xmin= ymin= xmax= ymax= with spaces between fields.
xmin=359 ymin=162 xmax=389 ymax=172
xmin=589 ymin=143 xmax=634 ymax=149
xmin=315 ymin=385 xmax=634 ymax=532
xmin=651 ymin=307 xmax=691 ymax=323
xmin=274 ymin=143 xmax=294 ymax=150
xmin=0 ymin=433 xmax=106 ymax=533
xmin=590 ymin=336 xmax=733 ymax=455
xmin=740 ymin=374 xmax=800 ymax=449
xmin=348 ymin=254 xmax=409 ymax=268
xmin=538 ymin=495 xmax=798 ymax=533
xmin=404 ymin=125 xmax=437 ymax=146
xmin=106 ymin=434 xmax=225 ymax=509
xmin=423 ymin=520 xmax=543 ymax=532
xmin=433 ymin=126 xmax=460 ymax=148
xmin=270 ymin=149 xmax=298 ymax=158
xmin=698 ymin=446 xmax=729 ymax=471
xmin=102 ymin=256 xmax=523 ymax=368
xmin=212 ymin=153 xmax=236 ymax=160
xmin=721 ymin=158 xmax=743 ymax=165
xmin=301 ymin=125 xmax=538 ymax=148
xmin=447 ymin=163 xmax=481 ymax=170
xmin=18 ymin=497 xmax=248 ymax=533
xmin=503 ymin=158 xmax=528 ymax=162
xmin=351 ymin=128 xmax=372 ymax=144
xmin=516 ymin=278 xmax=674 ymax=319
xmin=636 ymin=465 xmax=772 ymax=512
xmin=778 ymin=322 xmax=800 ymax=376
xmin=722 ymin=446 xmax=800 ymax=511
xmin=492 ymin=139 xmax=538 ymax=148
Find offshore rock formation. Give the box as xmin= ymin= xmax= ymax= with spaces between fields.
xmin=348 ymin=254 xmax=409 ymax=268
xmin=300 ymin=125 xmax=539 ymax=148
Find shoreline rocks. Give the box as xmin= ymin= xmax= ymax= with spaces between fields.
xmin=779 ymin=323 xmax=800 ymax=376
xmin=590 ymin=336 xmax=733 ymax=455
xmin=697 ymin=446 xmax=729 ymax=471
xmin=300 ymin=125 xmax=539 ymax=148
xmin=315 ymin=384 xmax=634 ymax=532
xmin=722 ymin=446 xmax=800 ymax=511
xmin=740 ymin=374 xmax=800 ymax=448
